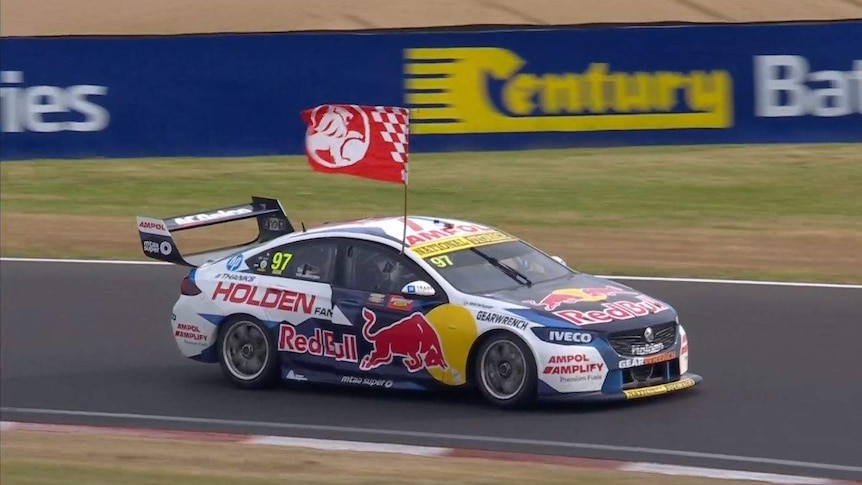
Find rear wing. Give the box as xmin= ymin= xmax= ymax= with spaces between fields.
xmin=136 ymin=196 xmax=294 ymax=267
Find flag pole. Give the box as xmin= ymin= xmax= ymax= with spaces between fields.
xmin=400 ymin=106 xmax=410 ymax=254
xmin=401 ymin=167 xmax=408 ymax=254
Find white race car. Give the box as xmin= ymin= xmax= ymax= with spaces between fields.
xmin=137 ymin=196 xmax=701 ymax=408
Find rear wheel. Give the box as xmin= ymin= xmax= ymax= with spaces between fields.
xmin=474 ymin=334 xmax=537 ymax=409
xmin=218 ymin=316 xmax=279 ymax=388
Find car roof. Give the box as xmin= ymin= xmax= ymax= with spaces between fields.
xmin=288 ymin=215 xmax=505 ymax=247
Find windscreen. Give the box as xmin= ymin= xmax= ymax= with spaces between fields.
xmin=420 ymin=239 xmax=572 ymax=294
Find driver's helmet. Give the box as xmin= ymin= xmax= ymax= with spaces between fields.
xmin=375 ymin=255 xmax=417 ymax=291
xmin=510 ymin=252 xmax=543 ymax=275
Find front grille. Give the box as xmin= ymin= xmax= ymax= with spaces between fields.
xmin=608 ymin=321 xmax=676 ymax=356
xmin=621 ymin=359 xmax=681 ymax=389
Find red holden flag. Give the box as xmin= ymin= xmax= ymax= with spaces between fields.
xmin=301 ymin=104 xmax=409 ymax=184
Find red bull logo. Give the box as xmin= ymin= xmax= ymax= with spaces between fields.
xmin=278 ymin=326 xmax=358 ymax=363
xmin=525 ymin=286 xmax=637 ymax=311
xmin=360 ymin=308 xmax=449 ymax=372
xmin=556 ymin=295 xmax=671 ymax=326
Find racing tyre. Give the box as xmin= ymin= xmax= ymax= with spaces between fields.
xmin=218 ymin=316 xmax=279 ymax=389
xmin=474 ymin=334 xmax=537 ymax=409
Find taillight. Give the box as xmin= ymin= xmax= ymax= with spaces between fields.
xmin=180 ymin=276 xmax=202 ymax=296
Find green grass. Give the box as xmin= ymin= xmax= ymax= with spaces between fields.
xmin=3 ymin=144 xmax=860 ymax=228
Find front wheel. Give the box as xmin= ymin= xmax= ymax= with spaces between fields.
xmin=474 ymin=334 xmax=537 ymax=409
xmin=217 ymin=316 xmax=279 ymax=389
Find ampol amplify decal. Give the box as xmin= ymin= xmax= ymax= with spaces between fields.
xmin=170 ymin=312 xmax=216 ymax=356
xmin=174 ymin=323 xmax=208 ymax=345
xmin=544 ymin=354 xmax=604 ymax=375
xmin=404 ymin=47 xmax=732 ymax=134
xmin=0 ymin=71 xmax=109 ymax=133
xmin=538 ymin=347 xmax=607 ymax=393
xmin=755 ymin=56 xmax=862 ymax=118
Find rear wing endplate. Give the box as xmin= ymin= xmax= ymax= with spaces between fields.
xmin=136 ymin=196 xmax=294 ymax=267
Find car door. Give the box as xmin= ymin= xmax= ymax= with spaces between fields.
xmin=244 ymin=239 xmax=358 ymax=377
xmin=332 ymin=239 xmax=450 ymax=384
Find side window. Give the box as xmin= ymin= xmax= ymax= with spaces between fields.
xmin=248 ymin=240 xmax=337 ymax=283
xmin=342 ymin=242 xmax=425 ymax=294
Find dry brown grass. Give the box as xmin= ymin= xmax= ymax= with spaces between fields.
xmin=4 ymin=212 xmax=860 ymax=282
xmin=0 ymin=429 xmax=769 ymax=485
xmin=2 ymin=0 xmax=860 ymax=36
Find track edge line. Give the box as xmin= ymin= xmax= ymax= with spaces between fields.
xmin=1 ymin=257 xmax=859 ymax=288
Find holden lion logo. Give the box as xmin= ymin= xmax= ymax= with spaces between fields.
xmin=305 ymin=105 xmax=370 ymax=168
xmin=644 ymin=327 xmax=654 ymax=343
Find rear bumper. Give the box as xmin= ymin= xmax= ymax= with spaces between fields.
xmin=172 ymin=293 xmax=221 ymax=362
xmin=539 ymin=373 xmax=702 ymax=403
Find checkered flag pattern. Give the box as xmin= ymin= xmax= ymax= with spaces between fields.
xmin=370 ymin=106 xmax=410 ymax=163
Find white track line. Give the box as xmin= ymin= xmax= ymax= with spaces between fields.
xmin=247 ymin=435 xmax=449 ymax=456
xmin=602 ymin=275 xmax=862 ymax=289
xmin=2 ymin=257 xmax=860 ymax=289
xmin=619 ymin=463 xmax=836 ymax=485
xmin=2 ymin=407 xmax=860 ymax=474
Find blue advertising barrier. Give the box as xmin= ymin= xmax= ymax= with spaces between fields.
xmin=1 ymin=21 xmax=860 ymax=160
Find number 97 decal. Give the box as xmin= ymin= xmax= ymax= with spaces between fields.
xmin=271 ymin=251 xmax=293 ymax=275
xmin=429 ymin=255 xmax=453 ymax=268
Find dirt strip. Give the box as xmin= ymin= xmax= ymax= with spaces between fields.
xmin=3 ymin=0 xmax=860 ymax=37
xmin=2 ymin=422 xmax=850 ymax=485
xmin=3 ymin=212 xmax=861 ymax=283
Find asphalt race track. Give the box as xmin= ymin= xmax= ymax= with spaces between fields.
xmin=1 ymin=260 xmax=861 ymax=481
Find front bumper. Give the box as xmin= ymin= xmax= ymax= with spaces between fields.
xmin=539 ymin=373 xmax=702 ymax=403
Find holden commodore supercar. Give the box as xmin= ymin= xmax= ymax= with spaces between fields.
xmin=137 ymin=196 xmax=701 ymax=408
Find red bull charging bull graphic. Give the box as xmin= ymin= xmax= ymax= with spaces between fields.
xmin=525 ymin=286 xmax=638 ymax=311
xmin=360 ymin=307 xmax=449 ymax=372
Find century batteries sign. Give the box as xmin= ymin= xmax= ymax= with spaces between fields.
xmin=2 ymin=21 xmax=859 ymax=160
xmin=0 ymin=71 xmax=109 ymax=133
xmin=404 ymin=47 xmax=733 ymax=134
xmin=755 ymin=55 xmax=862 ymax=118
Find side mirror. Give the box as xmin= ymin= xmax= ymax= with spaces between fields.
xmin=401 ymin=280 xmax=436 ymax=297
xmin=551 ymin=255 xmax=568 ymax=267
